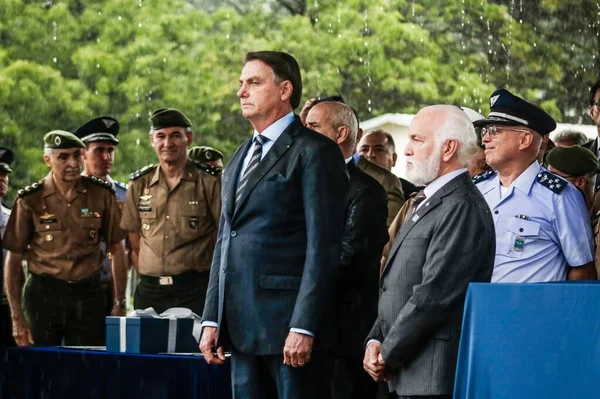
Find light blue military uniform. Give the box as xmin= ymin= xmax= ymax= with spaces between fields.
xmin=100 ymin=176 xmax=127 ymax=282
xmin=475 ymin=162 xmax=594 ymax=282
xmin=0 ymin=204 xmax=10 ymax=263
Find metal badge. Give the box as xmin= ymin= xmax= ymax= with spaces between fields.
xmin=514 ymin=235 xmax=525 ymax=252
xmin=143 ymin=223 xmax=150 ymax=231
xmin=45 ymin=234 xmax=53 ymax=242
xmin=89 ymin=230 xmax=97 ymax=240
xmin=189 ymin=216 xmax=198 ymax=229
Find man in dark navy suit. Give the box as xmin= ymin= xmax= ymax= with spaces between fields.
xmin=306 ymin=101 xmax=388 ymax=399
xmin=199 ymin=51 xmax=349 ymax=399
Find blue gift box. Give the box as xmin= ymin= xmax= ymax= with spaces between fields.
xmin=106 ymin=317 xmax=199 ymax=354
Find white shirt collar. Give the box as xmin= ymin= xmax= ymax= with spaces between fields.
xmin=251 ymin=112 xmax=295 ymax=143
xmin=344 ymin=156 xmax=353 ymax=164
xmin=423 ymin=168 xmax=468 ymax=200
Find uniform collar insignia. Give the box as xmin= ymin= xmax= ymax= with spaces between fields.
xmin=40 ymin=212 xmax=55 ymax=220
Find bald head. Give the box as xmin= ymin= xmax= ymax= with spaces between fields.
xmin=305 ymin=101 xmax=358 ymax=158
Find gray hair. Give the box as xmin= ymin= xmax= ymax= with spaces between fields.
xmin=319 ymin=101 xmax=358 ymax=147
xmin=43 ymin=147 xmax=53 ymax=158
xmin=553 ymin=130 xmax=590 ymax=146
xmin=431 ymin=105 xmax=479 ymax=167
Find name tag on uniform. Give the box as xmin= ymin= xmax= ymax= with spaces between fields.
xmin=138 ymin=206 xmax=152 ymax=212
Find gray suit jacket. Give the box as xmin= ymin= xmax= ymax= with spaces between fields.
xmin=202 ymin=117 xmax=349 ymax=355
xmin=368 ymin=171 xmax=495 ymax=396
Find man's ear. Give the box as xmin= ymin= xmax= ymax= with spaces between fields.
xmin=280 ymin=81 xmax=293 ymax=103
xmin=441 ymin=139 xmax=458 ymax=162
xmin=336 ymin=126 xmax=349 ymax=145
xmin=518 ymin=132 xmax=535 ymax=151
xmin=43 ymin=155 xmax=52 ymax=168
xmin=392 ymin=152 xmax=398 ymax=167
xmin=186 ymin=130 xmax=194 ymax=147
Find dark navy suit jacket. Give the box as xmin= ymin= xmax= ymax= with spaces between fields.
xmin=202 ymin=117 xmax=349 ymax=355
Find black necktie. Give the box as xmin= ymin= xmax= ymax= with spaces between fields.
xmin=236 ymin=134 xmax=267 ymax=206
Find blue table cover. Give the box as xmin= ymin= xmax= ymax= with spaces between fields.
xmin=0 ymin=346 xmax=232 ymax=399
xmin=454 ymin=282 xmax=600 ymax=399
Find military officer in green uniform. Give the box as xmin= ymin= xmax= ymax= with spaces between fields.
xmin=3 ymin=131 xmax=127 ymax=346
xmin=121 ymin=108 xmax=221 ymax=315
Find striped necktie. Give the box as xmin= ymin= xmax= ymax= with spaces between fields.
xmin=236 ymin=134 xmax=267 ymax=206
xmin=409 ymin=190 xmax=427 ymax=215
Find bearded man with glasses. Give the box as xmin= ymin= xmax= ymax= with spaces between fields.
xmin=473 ymin=89 xmax=596 ymax=283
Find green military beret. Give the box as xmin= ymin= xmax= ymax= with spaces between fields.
xmin=44 ymin=130 xmax=86 ymax=149
xmin=188 ymin=146 xmax=224 ymax=163
xmin=546 ymin=145 xmax=598 ymax=177
xmin=149 ymin=108 xmax=192 ymax=130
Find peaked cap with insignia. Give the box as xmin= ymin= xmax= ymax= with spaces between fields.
xmin=44 ymin=130 xmax=85 ymax=149
xmin=0 ymin=147 xmax=14 ymax=173
xmin=74 ymin=116 xmax=120 ymax=145
xmin=188 ymin=146 xmax=224 ymax=163
xmin=474 ymin=88 xmax=557 ymax=136
xmin=149 ymin=108 xmax=192 ymax=130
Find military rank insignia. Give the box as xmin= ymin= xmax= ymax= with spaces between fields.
xmin=39 ymin=213 xmax=56 ymax=224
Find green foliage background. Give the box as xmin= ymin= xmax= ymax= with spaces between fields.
xmin=1 ymin=0 xmax=599 ymax=204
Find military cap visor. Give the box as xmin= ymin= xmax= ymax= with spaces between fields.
xmin=474 ymin=89 xmax=557 ymax=136
xmin=44 ymin=130 xmax=86 ymax=149
xmin=546 ymin=145 xmax=599 ymax=177
xmin=0 ymin=147 xmax=14 ymax=173
xmin=149 ymin=108 xmax=192 ymax=130
xmin=188 ymin=146 xmax=224 ymax=163
xmin=74 ymin=116 xmax=120 ymax=145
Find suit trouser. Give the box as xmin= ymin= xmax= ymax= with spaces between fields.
xmin=331 ymin=356 xmax=378 ymax=399
xmin=134 ymin=271 xmax=209 ymax=315
xmin=22 ymin=273 xmax=105 ymax=346
xmin=231 ymin=347 xmax=334 ymax=399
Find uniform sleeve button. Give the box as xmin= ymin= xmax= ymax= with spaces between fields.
xmin=494 ymin=210 xmax=499 ymax=215
xmin=519 ymin=228 xmax=524 ymax=232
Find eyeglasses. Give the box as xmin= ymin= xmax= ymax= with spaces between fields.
xmin=481 ymin=125 xmax=532 ymax=138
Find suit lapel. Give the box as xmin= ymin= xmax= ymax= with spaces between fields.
xmin=233 ymin=122 xmax=297 ymax=217
xmin=382 ymin=172 xmax=469 ymax=276
xmin=224 ymin=139 xmax=252 ymax=219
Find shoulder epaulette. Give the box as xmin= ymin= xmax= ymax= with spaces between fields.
xmin=472 ymin=169 xmax=495 ymax=184
xmin=536 ymin=170 xmax=567 ymax=194
xmin=194 ymin=161 xmax=222 ymax=177
xmin=130 ymin=164 xmax=155 ymax=181
xmin=17 ymin=181 xmax=43 ymax=198
xmin=84 ymin=175 xmax=114 ymax=191
xmin=114 ymin=180 xmax=128 ymax=190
